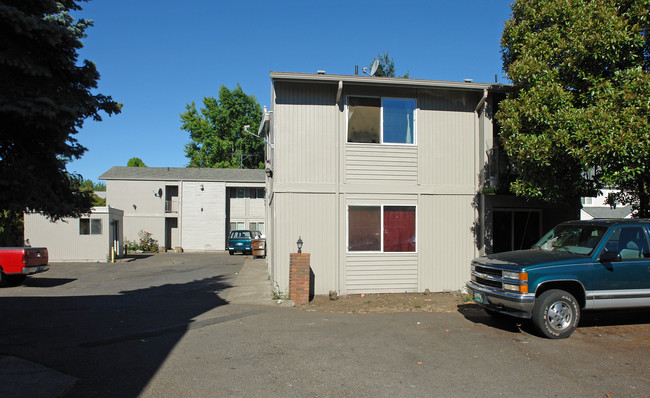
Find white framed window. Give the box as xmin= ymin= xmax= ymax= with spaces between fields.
xmin=80 ymin=218 xmax=102 ymax=235
xmin=348 ymin=205 xmax=416 ymax=252
xmin=230 ymin=222 xmax=244 ymax=231
xmin=347 ymin=96 xmax=416 ymax=144
xmin=250 ymin=222 xmax=265 ymax=235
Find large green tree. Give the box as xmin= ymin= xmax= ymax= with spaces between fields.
xmin=0 ymin=0 xmax=121 ymax=220
xmin=370 ymin=51 xmax=410 ymax=78
xmin=498 ymin=0 xmax=650 ymax=215
xmin=180 ymin=84 xmax=263 ymax=169
xmin=126 ymin=157 xmax=147 ymax=167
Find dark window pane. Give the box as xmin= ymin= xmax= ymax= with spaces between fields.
xmin=79 ymin=219 xmax=90 ymax=235
xmin=383 ymin=206 xmax=416 ymax=252
xmin=348 ymin=97 xmax=380 ymax=143
xmin=348 ymin=206 xmax=380 ymax=251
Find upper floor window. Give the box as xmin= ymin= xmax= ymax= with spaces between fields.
xmin=347 ymin=97 xmax=416 ymax=144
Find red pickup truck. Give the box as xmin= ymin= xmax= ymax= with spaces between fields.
xmin=0 ymin=247 xmax=49 ymax=285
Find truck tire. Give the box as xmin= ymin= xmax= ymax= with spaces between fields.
xmin=532 ymin=289 xmax=580 ymax=339
xmin=5 ymin=274 xmax=27 ymax=286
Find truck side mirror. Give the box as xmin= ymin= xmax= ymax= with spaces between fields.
xmin=599 ymin=250 xmax=621 ymax=263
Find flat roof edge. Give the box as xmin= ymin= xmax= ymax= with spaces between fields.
xmin=270 ymin=71 xmax=512 ymax=92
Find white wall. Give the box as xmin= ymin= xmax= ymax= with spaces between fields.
xmin=24 ymin=207 xmax=123 ymax=262
xmin=181 ymin=181 xmax=226 ymax=251
xmin=106 ymin=180 xmax=166 ymax=245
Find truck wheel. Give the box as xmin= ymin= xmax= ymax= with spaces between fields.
xmin=532 ymin=289 xmax=580 ymax=339
xmin=5 ymin=274 xmax=27 ymax=286
xmin=229 ymin=250 xmax=234 ymax=255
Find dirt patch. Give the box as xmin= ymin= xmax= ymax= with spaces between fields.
xmin=297 ymin=291 xmax=473 ymax=314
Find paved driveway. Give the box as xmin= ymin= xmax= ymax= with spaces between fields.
xmin=0 ymin=253 xmax=648 ymax=397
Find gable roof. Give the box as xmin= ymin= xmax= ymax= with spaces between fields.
xmin=99 ymin=166 xmax=265 ymax=183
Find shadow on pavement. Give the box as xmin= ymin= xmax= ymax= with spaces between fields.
xmin=578 ymin=308 xmax=650 ymax=328
xmin=1 ymin=277 xmax=76 ymax=288
xmin=0 ymin=275 xmax=232 ymax=397
xmin=458 ymin=303 xmax=650 ymax=337
xmin=457 ymin=303 xmax=535 ymax=335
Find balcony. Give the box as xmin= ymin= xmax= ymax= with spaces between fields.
xmin=165 ymin=197 xmax=179 ymax=213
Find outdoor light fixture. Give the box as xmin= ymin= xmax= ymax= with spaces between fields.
xmin=200 ymin=184 xmax=204 ymax=191
xmin=296 ymin=236 xmax=303 ymax=253
xmin=132 ymin=204 xmax=137 ymax=210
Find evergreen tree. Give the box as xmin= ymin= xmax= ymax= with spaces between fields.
xmin=0 ymin=0 xmax=121 ymax=220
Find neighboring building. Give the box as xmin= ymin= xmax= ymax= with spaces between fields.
xmin=262 ymin=72 xmax=578 ymax=296
xmin=24 ymin=206 xmax=124 ymax=262
xmin=580 ymin=189 xmax=633 ymax=219
xmin=99 ymin=167 xmax=265 ymax=252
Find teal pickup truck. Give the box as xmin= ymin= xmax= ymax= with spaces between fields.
xmin=467 ymin=219 xmax=650 ymax=338
xmin=227 ymin=230 xmax=265 ymax=256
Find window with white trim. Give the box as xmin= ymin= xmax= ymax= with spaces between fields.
xmin=79 ymin=218 xmax=102 ymax=235
xmin=348 ymin=205 xmax=416 ymax=252
xmin=347 ymin=97 xmax=416 ymax=144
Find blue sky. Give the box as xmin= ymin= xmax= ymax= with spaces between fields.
xmin=68 ymin=0 xmax=514 ymax=182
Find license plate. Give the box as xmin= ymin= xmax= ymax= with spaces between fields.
xmin=473 ymin=291 xmax=484 ymax=304
xmin=236 ymin=242 xmax=243 ymax=246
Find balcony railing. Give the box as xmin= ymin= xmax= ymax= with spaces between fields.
xmin=165 ymin=198 xmax=179 ymax=213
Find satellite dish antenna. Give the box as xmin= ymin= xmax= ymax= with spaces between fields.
xmin=370 ymin=59 xmax=379 ymax=76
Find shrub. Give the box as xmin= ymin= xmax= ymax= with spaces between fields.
xmin=124 ymin=230 xmax=159 ymax=252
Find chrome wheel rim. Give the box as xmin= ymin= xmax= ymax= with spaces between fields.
xmin=547 ymin=301 xmax=573 ymax=331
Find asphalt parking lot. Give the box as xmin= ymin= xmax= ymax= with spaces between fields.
xmin=0 ymin=252 xmax=648 ymax=397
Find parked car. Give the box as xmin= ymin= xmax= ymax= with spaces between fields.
xmin=467 ymin=219 xmax=650 ymax=338
xmin=227 ymin=230 xmax=265 ymax=257
xmin=0 ymin=246 xmax=49 ymax=285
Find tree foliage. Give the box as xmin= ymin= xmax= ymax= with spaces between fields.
xmin=180 ymin=84 xmax=263 ymax=169
xmin=127 ymin=157 xmax=147 ymax=167
xmin=370 ymin=51 xmax=410 ymax=78
xmin=498 ymin=0 xmax=650 ymax=215
xmin=0 ymin=0 xmax=121 ymax=220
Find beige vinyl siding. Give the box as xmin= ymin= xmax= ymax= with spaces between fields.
xmin=345 ymin=144 xmax=418 ymax=183
xmin=418 ymin=194 xmax=477 ymax=291
xmin=106 ymin=179 xmax=166 ymax=244
xmin=273 ymin=83 xmax=339 ymax=186
xmin=181 ymin=182 xmax=226 ymax=251
xmin=24 ymin=208 xmax=122 ymax=262
xmin=417 ymin=90 xmax=479 ymax=188
xmin=268 ymin=76 xmax=495 ymax=295
xmin=230 ymin=198 xmax=246 ymax=218
xmin=346 ymin=254 xmax=418 ymax=293
xmin=250 ymin=198 xmax=265 ymax=218
xmin=271 ymin=192 xmax=338 ymax=295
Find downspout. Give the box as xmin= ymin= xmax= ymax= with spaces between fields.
xmin=335 ymin=80 xmax=343 ymax=106
xmin=335 ymin=80 xmax=343 ymax=293
xmin=476 ymin=89 xmax=488 ymax=256
xmin=475 ymin=88 xmax=488 ymax=113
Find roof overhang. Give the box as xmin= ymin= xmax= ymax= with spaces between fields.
xmin=270 ymin=71 xmax=513 ymax=93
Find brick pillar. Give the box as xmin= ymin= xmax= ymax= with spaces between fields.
xmin=289 ymin=253 xmax=310 ymax=304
